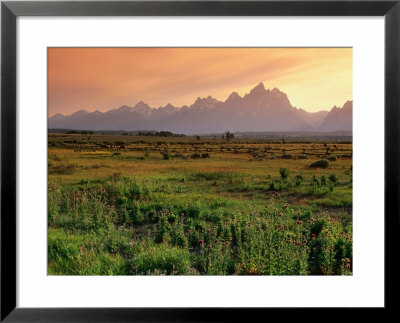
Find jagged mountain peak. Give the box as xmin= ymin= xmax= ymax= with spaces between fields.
xmin=52 ymin=113 xmax=65 ymax=118
xmin=191 ymin=95 xmax=220 ymax=109
xmin=249 ymin=82 xmax=266 ymax=95
xmin=318 ymin=100 xmax=352 ymax=131
xmin=70 ymin=109 xmax=89 ymax=117
xmin=49 ymin=82 xmax=352 ymax=134
xmin=158 ymin=103 xmax=177 ymax=111
xmin=225 ymin=91 xmax=241 ymax=102
xmin=118 ymin=105 xmax=132 ymax=111
xmin=342 ymin=100 xmax=353 ymax=109
xmin=135 ymin=101 xmax=149 ymax=107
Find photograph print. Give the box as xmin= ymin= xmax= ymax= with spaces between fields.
xmin=48 ymin=48 xmax=353 ymax=275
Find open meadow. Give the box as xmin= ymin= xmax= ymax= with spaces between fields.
xmin=48 ymin=133 xmax=352 ymax=275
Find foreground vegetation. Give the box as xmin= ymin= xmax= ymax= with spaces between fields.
xmin=48 ymin=133 xmax=352 ymax=275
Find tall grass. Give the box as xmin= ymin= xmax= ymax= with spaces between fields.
xmin=48 ymin=178 xmax=352 ymax=275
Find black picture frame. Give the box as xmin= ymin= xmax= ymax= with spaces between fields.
xmin=1 ymin=0 xmax=399 ymax=321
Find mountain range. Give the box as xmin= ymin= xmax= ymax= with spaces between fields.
xmin=49 ymin=82 xmax=352 ymax=135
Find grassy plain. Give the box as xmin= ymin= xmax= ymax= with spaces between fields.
xmin=48 ymin=133 xmax=352 ymax=275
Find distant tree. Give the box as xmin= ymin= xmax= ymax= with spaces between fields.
xmin=196 ymin=136 xmax=200 ymax=141
xmin=225 ymin=131 xmax=234 ymax=141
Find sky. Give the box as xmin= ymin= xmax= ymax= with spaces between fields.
xmin=48 ymin=48 xmax=352 ymax=117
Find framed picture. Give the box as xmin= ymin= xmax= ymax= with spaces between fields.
xmin=1 ymin=0 xmax=399 ymax=321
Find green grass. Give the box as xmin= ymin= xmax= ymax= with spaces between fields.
xmin=48 ymin=134 xmax=352 ymax=275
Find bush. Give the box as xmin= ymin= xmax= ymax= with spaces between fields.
xmin=191 ymin=153 xmax=201 ymax=159
xmin=321 ymin=175 xmax=327 ymax=186
xmin=162 ymin=152 xmax=170 ymax=160
xmin=309 ymin=159 xmax=330 ymax=169
xmin=295 ymin=175 xmax=303 ymax=187
xmin=328 ymin=174 xmax=338 ymax=184
xmin=201 ymin=153 xmax=210 ymax=158
xmin=327 ymin=155 xmax=337 ymax=161
xmin=312 ymin=175 xmax=320 ymax=187
xmin=279 ymin=168 xmax=290 ymax=181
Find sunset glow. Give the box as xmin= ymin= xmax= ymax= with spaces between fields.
xmin=48 ymin=48 xmax=352 ymax=116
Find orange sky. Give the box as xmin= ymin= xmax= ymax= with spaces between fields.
xmin=48 ymin=48 xmax=352 ymax=116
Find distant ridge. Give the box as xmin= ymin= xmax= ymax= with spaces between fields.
xmin=49 ymin=83 xmax=352 ymax=135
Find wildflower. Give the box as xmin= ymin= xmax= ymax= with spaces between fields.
xmin=275 ymin=192 xmax=279 ymax=196
xmin=312 ymin=233 xmax=317 ymax=238
xmin=199 ymin=239 xmax=204 ymax=244
xmin=345 ymin=263 xmax=351 ymax=269
xmin=296 ymin=220 xmax=303 ymax=225
xmin=279 ymin=213 xmax=283 ymax=217
xmin=297 ymin=211 xmax=301 ymax=216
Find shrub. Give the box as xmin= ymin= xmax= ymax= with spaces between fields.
xmin=327 ymin=155 xmax=337 ymax=161
xmin=201 ymin=153 xmax=210 ymax=158
xmin=328 ymin=174 xmax=338 ymax=184
xmin=279 ymin=168 xmax=290 ymax=181
xmin=191 ymin=153 xmax=201 ymax=159
xmin=321 ymin=175 xmax=327 ymax=186
xmin=312 ymin=175 xmax=320 ymax=187
xmin=295 ymin=175 xmax=304 ymax=187
xmin=309 ymin=159 xmax=330 ymax=169
xmin=162 ymin=152 xmax=170 ymax=160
